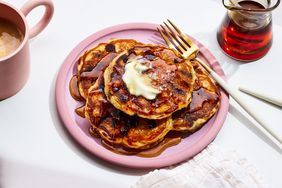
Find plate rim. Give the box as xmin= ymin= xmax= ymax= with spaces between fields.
xmin=55 ymin=22 xmax=229 ymax=168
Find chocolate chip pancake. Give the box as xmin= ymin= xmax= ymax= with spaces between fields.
xmin=172 ymin=59 xmax=220 ymax=132
xmin=104 ymin=45 xmax=196 ymax=119
xmin=85 ymin=75 xmax=172 ymax=150
xmin=77 ymin=39 xmax=142 ymax=100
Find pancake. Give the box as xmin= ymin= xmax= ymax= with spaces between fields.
xmin=85 ymin=75 xmax=172 ymax=150
xmin=77 ymin=39 xmax=142 ymax=100
xmin=104 ymin=45 xmax=196 ymax=119
xmin=172 ymin=59 xmax=220 ymax=132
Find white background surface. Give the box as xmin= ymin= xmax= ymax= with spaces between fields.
xmin=0 ymin=0 xmax=282 ymax=187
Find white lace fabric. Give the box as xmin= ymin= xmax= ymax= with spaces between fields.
xmin=132 ymin=144 xmax=268 ymax=188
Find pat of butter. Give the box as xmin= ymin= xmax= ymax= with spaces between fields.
xmin=122 ymin=56 xmax=160 ymax=100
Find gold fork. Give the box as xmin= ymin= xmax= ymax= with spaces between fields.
xmin=158 ymin=19 xmax=282 ymax=150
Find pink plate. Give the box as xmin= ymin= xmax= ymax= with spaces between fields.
xmin=55 ymin=23 xmax=229 ymax=168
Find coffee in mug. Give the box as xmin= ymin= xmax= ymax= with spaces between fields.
xmin=0 ymin=18 xmax=23 ymax=58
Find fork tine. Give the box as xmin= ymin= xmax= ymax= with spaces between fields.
xmin=160 ymin=24 xmax=186 ymax=54
xmin=157 ymin=28 xmax=181 ymax=56
xmin=163 ymin=21 xmax=190 ymax=50
xmin=167 ymin=19 xmax=194 ymax=47
xmin=157 ymin=28 xmax=174 ymax=50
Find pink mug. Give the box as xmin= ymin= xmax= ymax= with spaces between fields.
xmin=0 ymin=0 xmax=54 ymax=100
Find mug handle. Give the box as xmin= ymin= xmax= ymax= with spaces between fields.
xmin=20 ymin=0 xmax=54 ymax=39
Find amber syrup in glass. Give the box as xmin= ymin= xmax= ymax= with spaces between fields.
xmin=217 ymin=1 xmax=273 ymax=61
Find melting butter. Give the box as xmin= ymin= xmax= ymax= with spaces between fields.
xmin=122 ymin=56 xmax=160 ymax=100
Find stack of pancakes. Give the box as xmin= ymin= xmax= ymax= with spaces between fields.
xmin=70 ymin=39 xmax=220 ymax=155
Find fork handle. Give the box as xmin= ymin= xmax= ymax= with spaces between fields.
xmin=196 ymin=58 xmax=282 ymax=148
xmin=239 ymin=86 xmax=282 ymax=107
xmin=209 ymin=70 xmax=282 ymax=148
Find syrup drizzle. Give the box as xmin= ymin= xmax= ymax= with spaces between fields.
xmin=102 ymin=136 xmax=182 ymax=157
xmin=188 ymin=88 xmax=218 ymax=112
xmin=69 ymin=75 xmax=84 ymax=101
xmin=75 ymin=105 xmax=85 ymax=118
xmin=80 ymin=53 xmax=117 ymax=79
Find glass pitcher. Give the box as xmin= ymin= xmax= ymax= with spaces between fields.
xmin=217 ymin=0 xmax=280 ymax=62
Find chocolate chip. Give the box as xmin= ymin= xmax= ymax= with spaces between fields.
xmin=95 ymin=53 xmax=102 ymax=58
xmin=173 ymin=88 xmax=186 ymax=96
xmin=83 ymin=65 xmax=95 ymax=72
xmin=109 ymin=109 xmax=121 ymax=121
xmin=174 ymin=58 xmax=181 ymax=64
xmin=145 ymin=54 xmax=156 ymax=61
xmin=148 ymin=120 xmax=157 ymax=129
xmin=120 ymin=126 xmax=129 ymax=136
xmin=129 ymin=117 xmax=138 ymax=128
xmin=118 ymin=94 xmax=128 ymax=102
xmin=105 ymin=44 xmax=116 ymax=52
xmin=120 ymin=54 xmax=128 ymax=63
xmin=99 ymin=84 xmax=104 ymax=90
xmin=111 ymin=119 xmax=116 ymax=128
